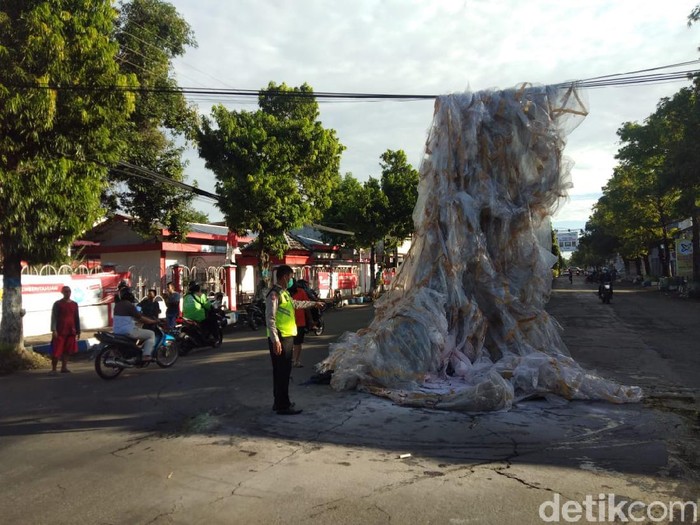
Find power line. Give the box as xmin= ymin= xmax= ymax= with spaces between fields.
xmin=10 ymin=68 xmax=700 ymax=101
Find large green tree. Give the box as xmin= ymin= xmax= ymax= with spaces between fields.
xmin=109 ymin=0 xmax=200 ymax=239
xmin=0 ymin=1 xmax=136 ymax=355
xmin=197 ymin=82 xmax=345 ymax=284
xmin=379 ymin=149 xmax=419 ymax=246
xmin=655 ymin=87 xmax=700 ymax=280
xmin=322 ymin=150 xmax=419 ymax=288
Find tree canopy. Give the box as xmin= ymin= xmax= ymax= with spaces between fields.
xmin=197 ymin=82 xmax=345 ymax=281
xmin=0 ymin=0 xmax=137 ymax=352
xmin=108 ymin=0 xmax=201 ymax=239
xmin=321 ymin=150 xmax=419 ymax=284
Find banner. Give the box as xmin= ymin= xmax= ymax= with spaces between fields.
xmin=676 ymin=239 xmax=693 ymax=277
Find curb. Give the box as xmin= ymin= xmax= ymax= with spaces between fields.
xmin=29 ymin=337 xmax=100 ymax=355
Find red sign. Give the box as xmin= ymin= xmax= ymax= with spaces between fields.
xmin=337 ymin=272 xmax=357 ymax=290
xmin=318 ymin=272 xmax=330 ymax=291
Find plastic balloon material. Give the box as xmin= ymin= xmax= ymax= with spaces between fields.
xmin=319 ymin=83 xmax=643 ymax=411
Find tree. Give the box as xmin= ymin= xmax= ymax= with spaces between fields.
xmin=197 ymin=82 xmax=345 ymax=285
xmin=0 ymin=1 xmax=136 ymax=357
xmin=550 ymin=228 xmax=564 ymax=276
xmin=321 ymin=151 xmax=419 ymax=286
xmin=655 ymin=87 xmax=700 ymax=280
xmin=109 ymin=0 xmax=200 ymax=240
xmin=379 ymin=149 xmax=419 ymax=246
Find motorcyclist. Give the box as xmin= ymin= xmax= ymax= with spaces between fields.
xmin=113 ymin=287 xmax=158 ymax=362
xmin=598 ymin=267 xmax=614 ymax=297
xmin=182 ymin=282 xmax=217 ymax=345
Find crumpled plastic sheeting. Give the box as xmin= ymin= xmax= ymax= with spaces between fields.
xmin=319 ymin=84 xmax=643 ymax=411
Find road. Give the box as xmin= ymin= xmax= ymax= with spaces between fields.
xmin=1 ymin=279 xmax=698 ymax=525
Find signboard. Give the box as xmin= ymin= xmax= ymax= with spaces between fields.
xmin=676 ymin=239 xmax=693 ymax=277
xmin=557 ymin=230 xmax=579 ymax=251
xmin=337 ymin=272 xmax=357 ymax=290
xmin=317 ymin=272 xmax=330 ymax=292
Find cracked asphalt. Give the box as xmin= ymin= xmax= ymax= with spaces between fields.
xmin=1 ymin=276 xmax=698 ymax=524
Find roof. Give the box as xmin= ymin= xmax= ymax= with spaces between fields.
xmin=240 ymin=229 xmax=333 ymax=254
xmin=188 ymin=222 xmax=229 ymax=236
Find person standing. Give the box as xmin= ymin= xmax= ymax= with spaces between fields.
xmin=289 ymin=279 xmax=311 ymax=368
xmin=265 ymin=265 xmax=323 ymax=415
xmin=164 ymin=281 xmax=181 ymax=330
xmin=50 ymin=286 xmax=80 ymax=375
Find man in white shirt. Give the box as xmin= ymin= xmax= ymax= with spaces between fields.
xmin=113 ymin=287 xmax=158 ymax=361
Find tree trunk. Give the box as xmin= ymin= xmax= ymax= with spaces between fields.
xmin=693 ymin=209 xmax=700 ymax=282
xmin=643 ymin=254 xmax=651 ymax=276
xmin=622 ymin=257 xmax=631 ymax=277
xmin=635 ymin=257 xmax=643 ymax=277
xmin=661 ymin=225 xmax=672 ymax=277
xmin=370 ymin=245 xmax=377 ymax=290
xmin=0 ymin=250 xmax=24 ymax=352
xmin=256 ymin=233 xmax=271 ymax=299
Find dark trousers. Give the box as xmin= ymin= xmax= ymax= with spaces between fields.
xmin=268 ymin=335 xmax=294 ymax=410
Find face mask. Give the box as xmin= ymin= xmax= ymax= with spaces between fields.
xmin=288 ymin=278 xmax=294 ymax=288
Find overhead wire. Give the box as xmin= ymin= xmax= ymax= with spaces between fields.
xmin=17 ymin=59 xmax=700 ymax=208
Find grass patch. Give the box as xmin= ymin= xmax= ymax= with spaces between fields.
xmin=0 ymin=345 xmax=50 ymax=375
xmin=180 ymin=412 xmax=222 ymax=434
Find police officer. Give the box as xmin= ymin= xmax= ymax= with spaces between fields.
xmin=265 ymin=265 xmax=323 ymax=415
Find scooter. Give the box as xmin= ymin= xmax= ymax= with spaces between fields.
xmin=246 ymin=299 xmax=265 ymax=330
xmin=309 ymin=304 xmax=325 ymax=336
xmin=600 ymin=283 xmax=613 ymax=304
xmin=177 ymin=313 xmax=221 ymax=355
xmin=93 ymin=323 xmax=179 ymax=380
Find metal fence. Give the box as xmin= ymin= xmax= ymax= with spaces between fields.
xmin=21 ymin=262 xmax=229 ymax=302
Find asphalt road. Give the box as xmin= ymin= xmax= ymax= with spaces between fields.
xmin=1 ymin=279 xmax=698 ymax=525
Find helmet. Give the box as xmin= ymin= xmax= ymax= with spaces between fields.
xmin=188 ymin=282 xmax=201 ymax=293
xmin=119 ymin=286 xmax=135 ymax=303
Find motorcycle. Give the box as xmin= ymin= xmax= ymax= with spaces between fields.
xmin=94 ymin=323 xmax=179 ymax=380
xmin=309 ymin=303 xmax=325 ymax=336
xmin=177 ymin=311 xmax=221 ymax=355
xmin=600 ymin=282 xmax=613 ymax=304
xmin=246 ymin=299 xmax=266 ymax=330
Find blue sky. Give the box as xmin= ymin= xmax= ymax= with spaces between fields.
xmin=167 ymin=1 xmax=700 ymax=229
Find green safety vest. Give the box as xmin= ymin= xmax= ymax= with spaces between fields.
xmin=267 ymin=287 xmax=297 ymax=338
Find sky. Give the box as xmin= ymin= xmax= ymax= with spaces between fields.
xmin=166 ymin=0 xmax=700 ymax=230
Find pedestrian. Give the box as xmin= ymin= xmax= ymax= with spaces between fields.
xmin=164 ymin=281 xmax=181 ymax=330
xmin=289 ymin=279 xmax=312 ymax=368
xmin=138 ymin=288 xmax=161 ymax=329
xmin=50 ymin=285 xmax=80 ymax=375
xmin=265 ymin=265 xmax=323 ymax=415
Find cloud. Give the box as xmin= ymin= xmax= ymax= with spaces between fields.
xmin=169 ymin=0 xmax=700 ymax=224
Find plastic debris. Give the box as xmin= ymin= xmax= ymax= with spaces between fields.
xmin=319 ymin=83 xmax=642 ymax=411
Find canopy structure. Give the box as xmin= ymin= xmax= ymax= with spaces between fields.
xmin=319 ymin=84 xmax=642 ymax=411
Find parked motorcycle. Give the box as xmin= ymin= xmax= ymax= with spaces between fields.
xmin=94 ymin=323 xmax=179 ymax=380
xmin=600 ymin=283 xmax=613 ymax=304
xmin=246 ymin=299 xmax=266 ymax=330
